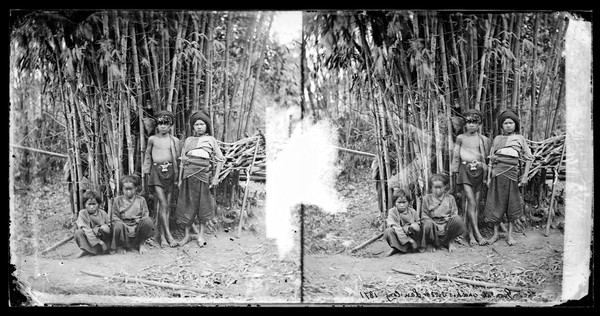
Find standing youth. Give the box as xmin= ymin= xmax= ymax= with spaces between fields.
xmin=451 ymin=109 xmax=491 ymax=246
xmin=175 ymin=110 xmax=224 ymax=248
xmin=142 ymin=110 xmax=181 ymax=247
xmin=484 ymin=109 xmax=533 ymax=246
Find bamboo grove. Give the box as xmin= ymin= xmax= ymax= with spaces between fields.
xmin=302 ymin=11 xmax=569 ymax=212
xmin=10 ymin=10 xmax=285 ymax=216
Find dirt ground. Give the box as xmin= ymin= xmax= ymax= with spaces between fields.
xmin=303 ymin=166 xmax=565 ymax=305
xmin=9 ymin=179 xmax=301 ymax=306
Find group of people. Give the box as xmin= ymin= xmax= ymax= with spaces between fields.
xmin=73 ymin=110 xmax=224 ymax=258
xmin=383 ymin=108 xmax=533 ymax=256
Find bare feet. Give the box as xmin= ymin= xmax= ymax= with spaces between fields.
xmin=418 ymin=247 xmax=426 ymax=253
xmin=160 ymin=239 xmax=169 ymax=248
xmin=178 ymin=235 xmax=191 ymax=247
xmin=117 ymin=247 xmax=127 ymax=254
xmin=506 ymin=236 xmax=516 ymax=246
xmin=165 ymin=235 xmax=178 ymax=248
xmin=426 ymin=245 xmax=436 ymax=253
xmin=138 ymin=244 xmax=147 ymax=254
xmin=75 ymin=250 xmax=88 ymax=258
xmin=475 ymin=234 xmax=489 ymax=246
xmin=487 ymin=234 xmax=500 ymax=245
xmin=385 ymin=248 xmax=399 ymax=257
xmin=447 ymin=242 xmax=456 ymax=253
xmin=468 ymin=234 xmax=478 ymax=246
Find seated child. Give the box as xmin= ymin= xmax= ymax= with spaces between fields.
xmin=420 ymin=173 xmax=466 ymax=252
xmin=110 ymin=175 xmax=156 ymax=254
xmin=74 ymin=190 xmax=111 ymax=258
xmin=383 ymin=188 xmax=422 ymax=256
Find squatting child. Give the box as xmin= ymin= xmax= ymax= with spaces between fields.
xmin=175 ymin=110 xmax=224 ymax=248
xmin=383 ymin=188 xmax=422 ymax=256
xmin=74 ymin=190 xmax=111 ymax=258
xmin=484 ymin=109 xmax=533 ymax=246
xmin=143 ymin=110 xmax=181 ymax=247
xmin=420 ymin=173 xmax=466 ymax=252
xmin=110 ymin=174 xmax=156 ymax=254
xmin=451 ymin=109 xmax=491 ymax=246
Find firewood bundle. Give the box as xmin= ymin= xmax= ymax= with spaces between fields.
xmin=217 ymin=134 xmax=266 ymax=183
xmin=525 ymin=134 xmax=565 ymax=182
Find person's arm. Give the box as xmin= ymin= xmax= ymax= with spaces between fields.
xmin=486 ymin=137 xmax=499 ymax=187
xmin=210 ymin=137 xmax=225 ymax=188
xmin=140 ymin=196 xmax=150 ymax=219
xmin=448 ymin=195 xmax=459 ymax=218
xmin=76 ymin=210 xmax=102 ymax=246
xmin=420 ymin=197 xmax=431 ymax=221
xmin=111 ymin=198 xmax=122 ymax=224
xmin=519 ymin=136 xmax=534 ymax=186
xmin=451 ymin=135 xmax=462 ymax=173
xmin=142 ymin=137 xmax=154 ymax=175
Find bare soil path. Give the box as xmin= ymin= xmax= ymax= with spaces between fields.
xmin=303 ymin=167 xmax=564 ymax=305
xmin=10 ymin=180 xmax=300 ymax=306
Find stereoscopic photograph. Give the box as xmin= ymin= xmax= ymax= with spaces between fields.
xmin=8 ymin=8 xmax=592 ymax=307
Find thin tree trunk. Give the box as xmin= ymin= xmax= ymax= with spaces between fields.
xmin=167 ymin=12 xmax=186 ymax=112
xmin=439 ymin=20 xmax=453 ymax=187
xmin=527 ymin=13 xmax=541 ymax=138
xmin=474 ymin=15 xmax=493 ymax=111
xmin=511 ymin=13 xmax=523 ymax=110
xmin=244 ymin=13 xmax=274 ymax=135
xmin=457 ymin=15 xmax=470 ymax=108
xmin=221 ymin=12 xmax=233 ymax=142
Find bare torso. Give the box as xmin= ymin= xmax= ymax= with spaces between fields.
xmin=459 ymin=134 xmax=483 ymax=162
xmin=150 ymin=135 xmax=175 ymax=163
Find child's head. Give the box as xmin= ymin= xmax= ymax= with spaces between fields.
xmin=393 ymin=188 xmax=411 ymax=211
xmin=155 ymin=110 xmax=174 ymax=134
xmin=429 ymin=173 xmax=449 ymax=197
xmin=498 ymin=109 xmax=520 ymax=134
xmin=120 ymin=174 xmax=140 ymax=198
xmin=463 ymin=109 xmax=482 ymax=132
xmin=82 ymin=190 xmax=102 ymax=214
xmin=189 ymin=110 xmax=212 ymax=136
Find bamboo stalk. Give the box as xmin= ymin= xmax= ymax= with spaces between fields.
xmin=236 ymin=135 xmax=261 ymax=238
xmin=545 ymin=141 xmax=566 ymax=237
xmin=41 ymin=235 xmax=74 ymax=255
xmin=244 ymin=13 xmax=274 ymax=135
xmin=391 ymin=268 xmax=530 ymax=292
xmin=80 ymin=270 xmax=212 ymax=294
xmin=350 ymin=232 xmax=383 ymax=253
xmin=10 ymin=144 xmax=68 ymax=158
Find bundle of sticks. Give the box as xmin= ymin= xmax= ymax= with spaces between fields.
xmin=217 ymin=133 xmax=266 ymax=183
xmin=525 ymin=134 xmax=566 ymax=182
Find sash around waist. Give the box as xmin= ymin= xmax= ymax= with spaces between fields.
xmin=183 ymin=156 xmax=211 ymax=167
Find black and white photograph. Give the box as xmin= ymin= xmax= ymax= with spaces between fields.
xmin=8 ymin=8 xmax=592 ymax=307
xmin=299 ymin=10 xmax=592 ymax=305
xmin=9 ymin=10 xmax=302 ymax=305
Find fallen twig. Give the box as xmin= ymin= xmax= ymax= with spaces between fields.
xmin=41 ymin=235 xmax=74 ymax=255
xmin=80 ymin=270 xmax=213 ymax=295
xmin=350 ymin=232 xmax=383 ymax=253
xmin=391 ymin=268 xmax=530 ymax=292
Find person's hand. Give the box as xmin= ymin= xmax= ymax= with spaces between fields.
xmin=99 ymin=224 xmax=111 ymax=235
xmin=209 ymin=178 xmax=219 ymax=189
xmin=519 ymin=177 xmax=528 ymax=187
xmin=410 ymin=222 xmax=420 ymax=232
